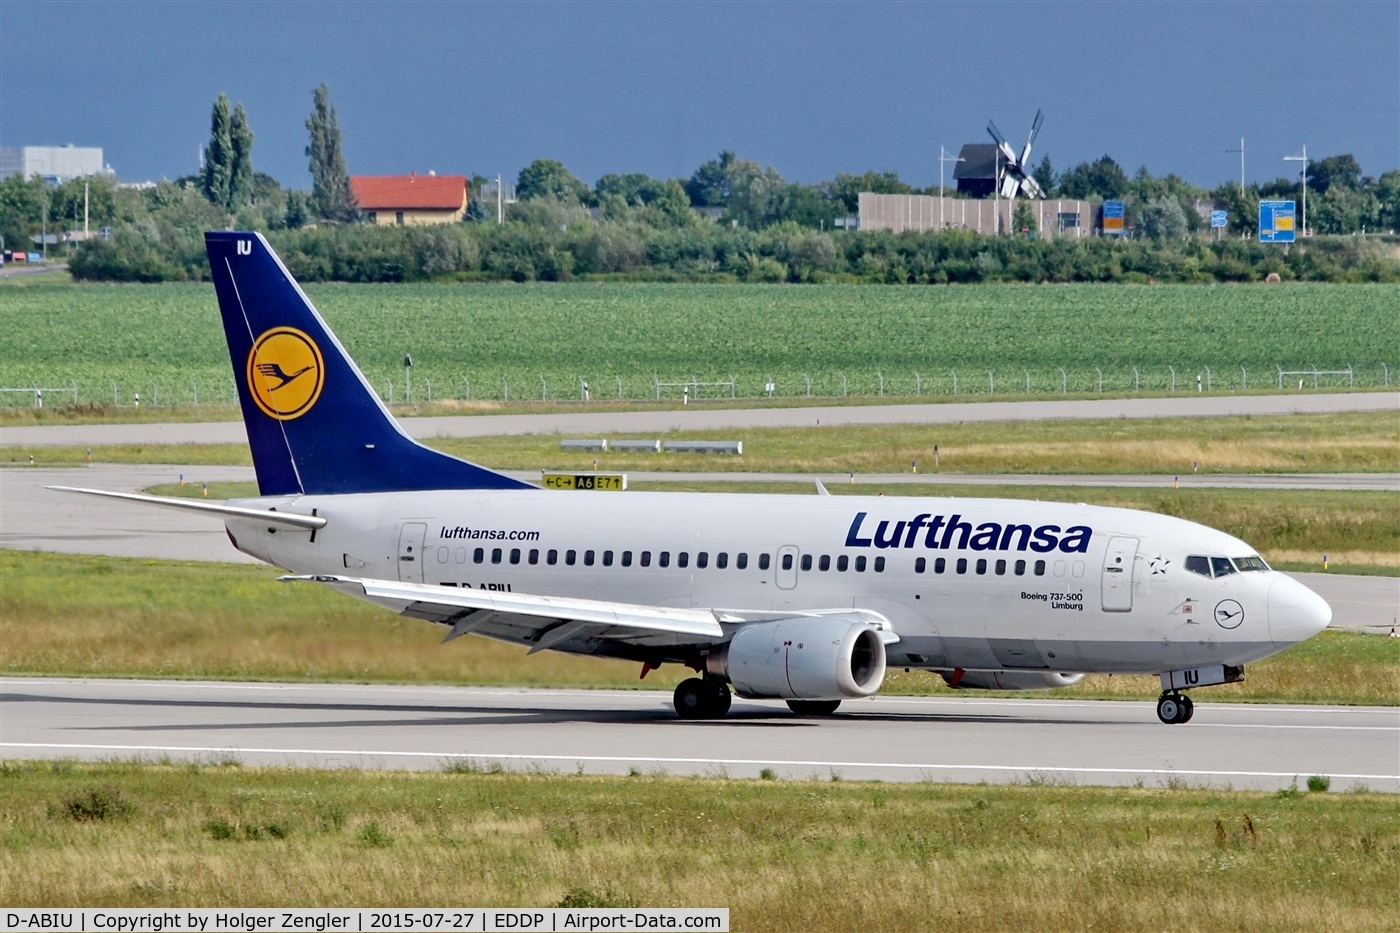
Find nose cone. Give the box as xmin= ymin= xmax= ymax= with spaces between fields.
xmin=1268 ymin=575 xmax=1332 ymax=645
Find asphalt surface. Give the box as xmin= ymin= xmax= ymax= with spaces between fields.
xmin=4 ymin=391 xmax=1396 ymax=447
xmin=4 ymin=463 xmax=1396 ymax=628
xmin=1 ymin=678 xmax=1394 ymax=790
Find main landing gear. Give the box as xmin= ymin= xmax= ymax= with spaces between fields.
xmin=674 ymin=678 xmax=732 ymax=720
xmin=1156 ymin=692 xmax=1194 ymax=725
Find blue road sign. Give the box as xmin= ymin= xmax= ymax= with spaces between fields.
xmin=1259 ymin=201 xmax=1296 ymax=243
xmin=1103 ymin=200 xmax=1125 ymax=234
xmin=1210 ymin=210 xmax=1228 ymax=228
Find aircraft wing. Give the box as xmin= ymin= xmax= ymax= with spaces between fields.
xmin=282 ymin=573 xmax=727 ymax=652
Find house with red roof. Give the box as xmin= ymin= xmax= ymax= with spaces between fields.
xmin=349 ymin=172 xmax=469 ymax=226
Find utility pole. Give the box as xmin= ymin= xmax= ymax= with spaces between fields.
xmin=84 ymin=181 xmax=89 ymax=238
xmin=994 ymin=149 xmax=1001 ymax=235
xmin=939 ymin=146 xmax=964 ymax=230
xmin=1227 ymin=138 xmax=1244 ymax=194
xmin=496 ymin=174 xmax=503 ymax=224
xmin=1284 ymin=144 xmax=1308 ymax=237
xmin=41 ymin=195 xmax=48 ymax=259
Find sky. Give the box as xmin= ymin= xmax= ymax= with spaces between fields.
xmin=3 ymin=1 xmax=1397 ymax=191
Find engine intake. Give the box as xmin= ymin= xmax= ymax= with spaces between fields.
xmin=710 ymin=617 xmax=887 ymax=700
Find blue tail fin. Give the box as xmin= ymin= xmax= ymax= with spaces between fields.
xmin=206 ymin=231 xmax=531 ymax=496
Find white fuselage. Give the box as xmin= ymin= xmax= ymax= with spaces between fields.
xmin=224 ymin=488 xmax=1330 ymax=676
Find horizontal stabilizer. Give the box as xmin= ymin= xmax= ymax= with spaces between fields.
xmin=47 ymin=486 xmax=326 ymax=530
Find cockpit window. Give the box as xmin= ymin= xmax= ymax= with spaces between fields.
xmin=1185 ymin=555 xmax=1212 ymax=577
xmin=1234 ymin=556 xmax=1270 ymax=572
xmin=1210 ymin=556 xmax=1237 ymax=577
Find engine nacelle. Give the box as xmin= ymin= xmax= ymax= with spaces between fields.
xmin=942 ymin=670 xmax=1085 ymax=691
xmin=710 ymin=617 xmax=887 ymax=700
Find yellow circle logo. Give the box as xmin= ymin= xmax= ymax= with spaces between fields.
xmin=246 ymin=327 xmax=324 ymax=420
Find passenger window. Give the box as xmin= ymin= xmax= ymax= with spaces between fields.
xmin=1072 ymin=561 xmax=1085 ymax=578
xmin=602 ymin=550 xmax=613 ymax=567
xmin=585 ymin=550 xmax=596 ymax=566
xmin=956 ymin=558 xmax=968 ymax=574
xmin=737 ymin=553 xmax=748 ymax=570
xmin=820 ymin=555 xmax=831 ymax=571
xmin=509 ymin=548 xmax=521 ymax=565
xmin=1053 ymin=560 xmax=1066 ymax=577
xmin=438 ymin=546 xmax=449 ymax=563
xmin=640 ymin=551 xmax=651 ymax=567
xmin=1014 ymin=559 xmax=1025 ymax=576
xmin=837 ymin=555 xmax=849 ymax=572
xmin=759 ymin=553 xmax=771 ymax=571
xmin=456 ymin=547 xmax=467 ymax=564
xmin=547 ymin=549 xmax=558 ymax=565
xmin=800 ymin=554 xmax=812 ymax=571
xmin=781 ymin=554 xmax=793 ymax=571
xmin=874 ymin=556 xmax=885 ymax=573
xmin=697 ymin=552 xmax=708 ymax=569
xmin=491 ymin=548 xmax=502 ymax=564
xmin=855 ymin=556 xmax=867 ymax=572
xmin=528 ymin=549 xmax=539 ymax=565
xmin=717 ymin=552 xmax=728 ymax=569
xmin=995 ymin=559 xmax=1006 ymax=576
xmin=935 ymin=557 xmax=946 ymax=574
xmin=474 ymin=548 xmax=484 ymax=564
xmin=976 ymin=558 xmax=987 ymax=575
xmin=660 ymin=551 xmax=670 ymax=568
xmin=915 ymin=557 xmax=926 ymax=574
xmin=1034 ymin=559 xmax=1045 ymax=576
xmin=678 ymin=552 xmax=689 ymax=569
xmin=1211 ymin=557 xmax=1236 ymax=577
xmin=1235 ymin=555 xmax=1270 ymax=572
xmin=566 ymin=550 xmax=577 ymax=566
xmin=1185 ymin=555 xmax=1211 ymax=577
xmin=621 ymin=551 xmax=632 ymax=567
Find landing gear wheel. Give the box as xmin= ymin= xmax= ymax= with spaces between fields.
xmin=674 ymin=678 xmax=731 ymax=720
xmin=786 ymin=699 xmax=842 ymax=716
xmin=1156 ymin=693 xmax=1191 ymax=725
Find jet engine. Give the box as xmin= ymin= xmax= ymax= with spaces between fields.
xmin=942 ymin=670 xmax=1085 ymax=691
xmin=709 ymin=617 xmax=887 ymax=700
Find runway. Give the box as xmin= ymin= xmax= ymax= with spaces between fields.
xmin=3 ymin=391 xmax=1395 ymax=447
xmin=1 ymin=678 xmax=1394 ymax=791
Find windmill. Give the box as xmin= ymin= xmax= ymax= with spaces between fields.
xmin=986 ymin=110 xmax=1045 ymax=199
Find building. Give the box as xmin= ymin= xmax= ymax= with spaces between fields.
xmin=952 ymin=144 xmax=1001 ymax=198
xmin=349 ymin=173 xmax=469 ymax=225
xmin=0 ymin=145 xmax=109 ymax=182
xmin=858 ymin=192 xmax=1101 ymax=239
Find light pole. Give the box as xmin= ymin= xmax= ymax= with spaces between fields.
xmin=938 ymin=146 xmax=964 ymax=230
xmin=1227 ymin=138 xmax=1244 ymax=195
xmin=1284 ymin=145 xmax=1308 ymax=237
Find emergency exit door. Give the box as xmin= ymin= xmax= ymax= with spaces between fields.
xmin=775 ymin=546 xmax=799 ymax=590
xmin=1101 ymin=536 xmax=1138 ymax=611
xmin=398 ymin=523 xmax=427 ymax=583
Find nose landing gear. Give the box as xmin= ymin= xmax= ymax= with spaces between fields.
xmin=674 ymin=678 xmax=732 ymax=720
xmin=1156 ymin=692 xmax=1194 ymax=724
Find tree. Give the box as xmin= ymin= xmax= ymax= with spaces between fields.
xmin=517 ymin=159 xmax=589 ymax=203
xmin=0 ymin=172 xmax=48 ymax=250
xmin=306 ymin=84 xmax=357 ymax=222
xmin=1376 ymin=169 xmax=1400 ymax=232
xmin=829 ymin=171 xmax=911 ymax=213
xmin=685 ymin=151 xmax=735 ymax=208
xmin=723 ymin=158 xmax=788 ymax=228
xmin=1057 ymin=155 xmax=1129 ymax=200
xmin=1139 ymin=196 xmax=1188 ymax=240
xmin=1307 ymin=154 xmax=1363 ymax=194
xmin=1012 ymin=200 xmax=1037 ymax=235
xmin=201 ymin=94 xmax=233 ymax=210
xmin=227 ymin=103 xmax=255 ymax=211
xmin=1032 ymin=155 xmax=1056 ymax=197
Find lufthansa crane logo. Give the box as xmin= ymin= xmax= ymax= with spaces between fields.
xmin=246 ymin=327 xmax=324 ymax=420
xmin=1214 ymin=599 xmax=1244 ymax=630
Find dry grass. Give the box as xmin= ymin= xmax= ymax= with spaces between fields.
xmin=5 ymin=411 xmax=1397 ymax=473
xmin=2 ymin=551 xmax=1394 ymax=705
xmin=0 ymin=762 xmax=1395 ymax=930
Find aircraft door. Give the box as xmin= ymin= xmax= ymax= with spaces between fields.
xmin=775 ymin=546 xmax=799 ymax=590
xmin=398 ymin=522 xmax=427 ymax=583
xmin=1101 ymin=536 xmax=1138 ymax=611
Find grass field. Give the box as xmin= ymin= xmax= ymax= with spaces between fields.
xmin=1 ymin=281 xmax=1395 ymax=407
xmin=3 ymin=551 xmax=1395 ymax=704
xmin=0 ymin=762 xmax=1394 ymax=930
xmin=6 ymin=411 xmax=1397 ymax=475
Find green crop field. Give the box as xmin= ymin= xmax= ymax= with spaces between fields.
xmin=0 ymin=281 xmax=1395 ymax=407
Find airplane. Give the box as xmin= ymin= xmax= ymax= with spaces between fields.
xmin=53 ymin=231 xmax=1332 ymax=726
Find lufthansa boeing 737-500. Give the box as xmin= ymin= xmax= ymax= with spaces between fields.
xmin=54 ymin=232 xmax=1332 ymax=725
